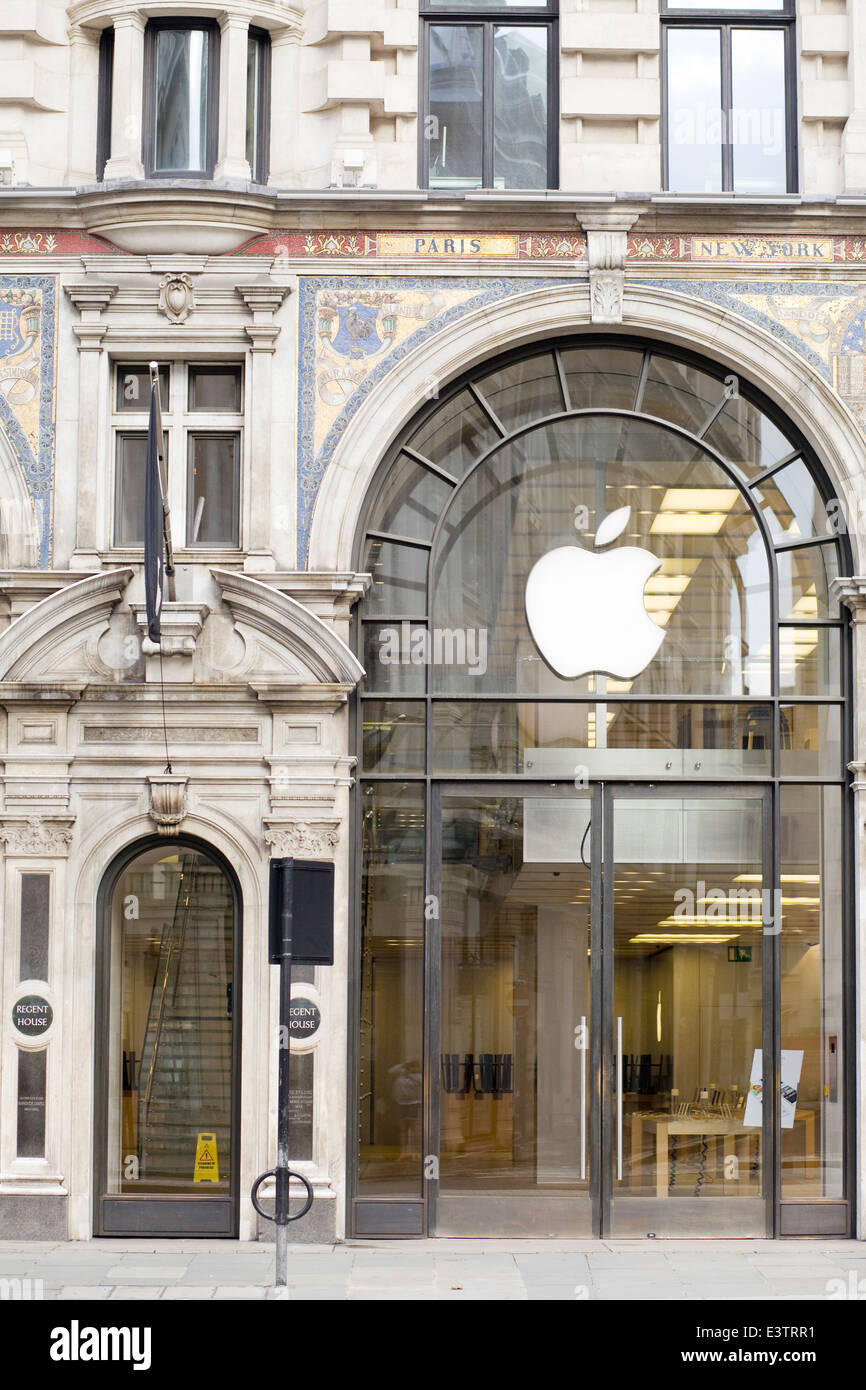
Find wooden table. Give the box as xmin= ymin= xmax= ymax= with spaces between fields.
xmin=630 ymin=1110 xmax=817 ymax=1197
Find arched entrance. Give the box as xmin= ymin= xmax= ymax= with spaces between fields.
xmin=93 ymin=836 xmax=242 ymax=1237
xmin=350 ymin=336 xmax=852 ymax=1238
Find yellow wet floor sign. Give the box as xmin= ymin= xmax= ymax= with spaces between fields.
xmin=194 ymin=1132 xmax=219 ymax=1182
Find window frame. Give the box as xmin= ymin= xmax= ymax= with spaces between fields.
xmin=246 ymin=26 xmax=271 ymax=186
xmin=661 ymin=3 xmax=798 ymax=194
xmin=186 ymin=430 xmax=241 ymax=548
xmin=110 ymin=360 xmax=244 ymax=555
xmin=96 ymin=26 xmax=114 ymax=181
xmin=418 ymin=2 xmax=559 ymax=192
xmin=142 ymin=17 xmax=220 ymax=179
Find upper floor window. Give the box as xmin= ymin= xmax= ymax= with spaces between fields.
xmin=247 ymin=28 xmax=271 ymax=184
xmin=144 ymin=20 xmax=219 ymax=177
xmin=420 ymin=0 xmax=558 ymax=191
xmin=662 ymin=1 xmax=796 ymax=194
xmin=113 ymin=362 xmax=243 ymax=550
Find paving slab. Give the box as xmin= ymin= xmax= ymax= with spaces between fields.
xmin=213 ymin=1286 xmax=268 ymax=1300
xmin=109 ymin=1287 xmax=165 ymax=1300
xmin=54 ymin=1286 xmax=114 ymax=1300
xmin=160 ymin=1286 xmax=217 ymax=1300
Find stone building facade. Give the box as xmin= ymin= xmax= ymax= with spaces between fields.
xmin=0 ymin=0 xmax=865 ymax=1243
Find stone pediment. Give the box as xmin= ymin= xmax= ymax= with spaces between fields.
xmin=0 ymin=569 xmax=134 ymax=681
xmin=210 ymin=569 xmax=365 ymax=687
xmin=0 ymin=567 xmax=366 ymax=691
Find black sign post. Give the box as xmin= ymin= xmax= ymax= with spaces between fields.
xmin=251 ymin=858 xmax=334 ymax=1291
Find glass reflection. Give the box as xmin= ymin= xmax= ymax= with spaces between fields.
xmin=666 ymin=29 xmax=722 ymax=193
xmin=431 ymin=415 xmax=772 ymax=696
xmin=611 ymin=796 xmax=765 ymax=1236
xmin=492 ymin=27 xmax=549 ymax=189
xmin=428 ymin=26 xmax=483 ymax=187
xmin=732 ymin=29 xmax=787 ymax=194
xmin=781 ymin=786 xmax=844 ymax=1199
xmin=154 ymin=27 xmax=210 ymax=173
xmin=358 ymin=785 xmax=425 ymax=1195
xmin=438 ymin=794 xmax=592 ymax=1235
xmin=108 ymin=848 xmax=234 ymax=1195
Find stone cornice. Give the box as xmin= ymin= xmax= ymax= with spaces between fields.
xmin=830 ymin=576 xmax=866 ymax=615
xmin=69 ymin=0 xmax=302 ymax=37
xmin=3 ymin=187 xmax=866 ymax=246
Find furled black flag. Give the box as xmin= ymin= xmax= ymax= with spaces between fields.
xmin=144 ymin=385 xmax=163 ymax=644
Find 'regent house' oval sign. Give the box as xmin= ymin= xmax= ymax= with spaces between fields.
xmin=12 ymin=995 xmax=53 ymax=1036
xmin=288 ymin=997 xmax=321 ymax=1041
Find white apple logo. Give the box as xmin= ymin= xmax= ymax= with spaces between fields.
xmin=524 ymin=506 xmax=665 ymax=680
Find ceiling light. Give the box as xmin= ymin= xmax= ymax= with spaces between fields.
xmin=735 ymin=873 xmax=820 ymax=884
xmin=631 ymin=933 xmax=740 ymax=944
xmin=659 ymin=489 xmax=740 ymax=511
xmin=651 ymin=512 xmax=732 ymax=536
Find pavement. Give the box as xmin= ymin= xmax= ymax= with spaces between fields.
xmin=1 ymin=1237 xmax=866 ymax=1300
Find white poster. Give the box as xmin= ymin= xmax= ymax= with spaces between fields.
xmin=743 ymin=1049 xmax=804 ymax=1129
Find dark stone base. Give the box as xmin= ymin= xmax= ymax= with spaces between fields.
xmin=0 ymin=1194 xmax=67 ymax=1240
xmin=255 ymin=1197 xmax=336 ymax=1244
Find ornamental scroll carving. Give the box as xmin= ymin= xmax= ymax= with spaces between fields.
xmin=264 ymin=822 xmax=340 ymax=859
xmin=148 ymin=776 xmax=188 ymax=836
xmin=0 ymin=816 xmax=74 ymax=855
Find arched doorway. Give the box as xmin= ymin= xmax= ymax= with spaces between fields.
xmin=350 ymin=336 xmax=852 ymax=1238
xmin=93 ymin=836 xmax=241 ymax=1237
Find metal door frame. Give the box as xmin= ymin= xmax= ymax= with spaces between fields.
xmin=92 ymin=833 xmax=243 ymax=1238
xmin=598 ymin=781 xmax=774 ymax=1239
xmin=427 ymin=779 xmax=774 ymax=1238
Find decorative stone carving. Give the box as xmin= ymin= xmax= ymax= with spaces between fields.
xmin=158 ymin=272 xmax=195 ymax=324
xmin=590 ymin=273 xmax=624 ymax=325
xmin=130 ymin=601 xmax=209 ymax=657
xmin=264 ymin=821 xmax=340 ymax=859
xmin=147 ymin=776 xmax=189 ymax=835
xmin=0 ymin=816 xmax=74 ymax=856
xmin=581 ymin=214 xmax=639 ymax=326
xmin=830 ymin=576 xmax=866 ymax=617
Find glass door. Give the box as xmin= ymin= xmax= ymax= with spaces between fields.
xmin=433 ymin=785 xmax=600 ymax=1236
xmin=95 ymin=840 xmax=240 ymax=1236
xmin=603 ymin=786 xmax=771 ymax=1237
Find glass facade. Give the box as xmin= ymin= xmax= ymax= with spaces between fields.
xmin=352 ymin=337 xmax=850 ymax=1238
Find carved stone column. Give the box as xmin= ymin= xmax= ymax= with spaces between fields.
xmin=67 ymin=26 xmax=101 ymax=183
xmin=215 ymin=15 xmax=252 ymax=181
xmin=103 ymin=14 xmax=145 ymax=181
xmin=236 ymin=281 xmax=293 ymax=572
xmin=64 ymin=282 xmax=118 ymax=570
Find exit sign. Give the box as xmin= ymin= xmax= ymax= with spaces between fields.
xmin=728 ymin=944 xmax=752 ymax=963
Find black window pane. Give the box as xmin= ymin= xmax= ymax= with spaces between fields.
xmin=116 ymin=365 xmax=169 ymax=413
xmin=188 ymin=366 xmax=242 ymax=412
xmin=493 ymin=27 xmax=548 ymax=190
xmin=20 ymin=874 xmax=50 ymax=982
xmin=17 ymin=1049 xmax=46 ymax=1158
xmin=428 ymin=25 xmax=483 ymax=188
xmin=666 ymin=0 xmax=787 ymax=8
xmin=666 ymin=28 xmax=722 ymax=193
xmin=154 ymin=27 xmax=211 ymax=172
xmin=731 ymin=28 xmax=787 ymax=194
xmin=115 ymin=435 xmax=145 ymax=545
xmin=188 ymin=434 xmax=239 ymax=545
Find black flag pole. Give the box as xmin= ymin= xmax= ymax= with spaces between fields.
xmin=145 ymin=362 xmax=176 ymax=775
xmin=148 ymin=362 xmax=176 ymax=602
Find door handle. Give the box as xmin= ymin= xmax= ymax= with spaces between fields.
xmin=580 ymin=1014 xmax=587 ymax=1180
xmin=616 ymin=1015 xmax=623 ymax=1182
